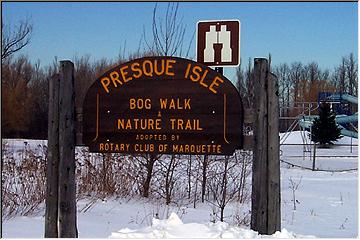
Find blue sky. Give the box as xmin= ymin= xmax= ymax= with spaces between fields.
xmin=2 ymin=2 xmax=358 ymax=80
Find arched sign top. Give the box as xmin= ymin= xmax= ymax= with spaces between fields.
xmin=83 ymin=56 xmax=243 ymax=155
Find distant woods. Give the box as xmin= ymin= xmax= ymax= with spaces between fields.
xmin=236 ymin=54 xmax=358 ymax=132
xmin=237 ymin=54 xmax=358 ymax=109
xmin=2 ymin=53 xmax=357 ymax=139
xmin=2 ymin=55 xmax=125 ymax=138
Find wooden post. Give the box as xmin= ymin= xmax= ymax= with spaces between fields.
xmin=75 ymin=107 xmax=83 ymax=146
xmin=58 ymin=61 xmax=78 ymax=237
xmin=267 ymin=72 xmax=281 ymax=233
xmin=251 ymin=58 xmax=281 ymax=235
xmin=312 ymin=142 xmax=316 ymax=171
xmin=45 ymin=74 xmax=60 ymax=237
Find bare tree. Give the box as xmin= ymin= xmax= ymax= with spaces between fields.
xmin=155 ymin=155 xmax=181 ymax=205
xmin=275 ymin=63 xmax=290 ymax=105
xmin=133 ymin=154 xmax=160 ymax=198
xmin=143 ymin=3 xmax=194 ymax=57
xmin=289 ymin=62 xmax=303 ymax=103
xmin=288 ymin=176 xmax=302 ymax=211
xmin=236 ymin=151 xmax=252 ymax=203
xmin=2 ymin=18 xmax=33 ymax=61
xmin=186 ymin=155 xmax=192 ymax=199
xmin=201 ymin=155 xmax=210 ymax=203
xmin=333 ymin=57 xmax=347 ymax=94
xmin=2 ymin=56 xmax=34 ymax=137
xmin=345 ymin=53 xmax=357 ymax=96
xmin=207 ymin=156 xmax=243 ymax=222
xmin=236 ymin=58 xmax=254 ymax=108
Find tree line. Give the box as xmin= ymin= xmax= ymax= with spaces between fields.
xmin=2 ymin=52 xmax=357 ymax=138
xmin=236 ymin=54 xmax=358 ymax=132
xmin=237 ymin=54 xmax=358 ymax=109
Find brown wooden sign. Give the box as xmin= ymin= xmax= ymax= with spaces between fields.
xmin=83 ymin=56 xmax=243 ymax=155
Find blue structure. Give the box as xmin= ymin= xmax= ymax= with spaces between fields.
xmin=299 ymin=93 xmax=358 ymax=138
xmin=318 ymin=92 xmax=357 ymax=115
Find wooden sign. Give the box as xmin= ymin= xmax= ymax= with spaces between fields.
xmin=83 ymin=56 xmax=243 ymax=155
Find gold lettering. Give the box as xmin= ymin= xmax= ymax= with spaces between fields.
xmin=170 ymin=119 xmax=176 ymax=130
xmin=154 ymin=59 xmax=165 ymax=76
xmin=185 ymin=119 xmax=192 ymax=130
xmin=133 ymin=119 xmax=139 ymax=129
xmin=177 ymin=119 xmax=184 ymax=130
xmin=118 ymin=119 xmax=125 ymax=129
xmin=184 ymin=99 xmax=191 ymax=109
xmin=143 ymin=60 xmax=153 ymax=77
xmin=184 ymin=63 xmax=191 ymax=78
xmin=177 ymin=99 xmax=183 ymax=110
xmin=148 ymin=119 xmax=154 ymax=129
xmin=155 ymin=119 xmax=161 ymax=130
xmin=129 ymin=98 xmax=136 ymax=109
xmin=118 ymin=118 xmax=162 ymax=130
xmin=99 ymin=143 xmax=104 ymax=151
xmin=131 ymin=62 xmax=142 ymax=78
xmin=109 ymin=71 xmax=123 ymax=87
xmin=190 ymin=66 xmax=201 ymax=82
xmin=120 ymin=65 xmax=132 ymax=82
xmin=144 ymin=99 xmax=151 ymax=109
xmin=100 ymin=77 xmax=110 ymax=93
xmin=125 ymin=120 xmax=131 ymax=129
xmin=169 ymin=99 xmax=176 ymax=109
xmin=140 ymin=119 xmax=147 ymax=130
xmin=209 ymin=76 xmax=224 ymax=94
xmin=165 ymin=59 xmax=176 ymax=76
xmin=134 ymin=144 xmax=154 ymax=152
xmin=202 ymin=145 xmax=206 ymax=153
xmin=160 ymin=99 xmax=167 ymax=109
xmin=199 ymin=69 xmax=209 ymax=88
xmin=129 ymin=98 xmax=152 ymax=109
xmin=184 ymin=144 xmax=189 ymax=152
xmin=172 ymin=144 xmax=179 ymax=152
xmin=197 ymin=119 xmax=203 ymax=130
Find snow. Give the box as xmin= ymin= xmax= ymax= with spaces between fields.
xmin=110 ymin=212 xmax=312 ymax=238
xmin=2 ymin=131 xmax=358 ymax=238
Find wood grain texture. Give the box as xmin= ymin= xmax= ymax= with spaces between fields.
xmin=58 ymin=61 xmax=78 ymax=238
xmin=251 ymin=59 xmax=281 ymax=235
xmin=45 ymin=74 xmax=60 ymax=237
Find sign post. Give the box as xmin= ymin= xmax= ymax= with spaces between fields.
xmin=251 ymin=58 xmax=281 ymax=235
xmin=45 ymin=61 xmax=77 ymax=238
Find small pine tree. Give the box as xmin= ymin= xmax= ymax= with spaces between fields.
xmin=310 ymin=102 xmax=343 ymax=146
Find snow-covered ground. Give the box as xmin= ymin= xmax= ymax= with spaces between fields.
xmin=2 ymin=131 xmax=358 ymax=238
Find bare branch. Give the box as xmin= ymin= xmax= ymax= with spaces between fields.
xmin=143 ymin=3 xmax=193 ymax=57
xmin=2 ymin=18 xmax=33 ymax=61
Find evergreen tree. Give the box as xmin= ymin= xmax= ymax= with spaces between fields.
xmin=310 ymin=102 xmax=343 ymax=145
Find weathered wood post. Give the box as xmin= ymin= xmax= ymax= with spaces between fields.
xmin=58 ymin=61 xmax=78 ymax=237
xmin=251 ymin=58 xmax=281 ymax=235
xmin=45 ymin=74 xmax=60 ymax=237
xmin=45 ymin=61 xmax=77 ymax=237
xmin=312 ymin=142 xmax=317 ymax=171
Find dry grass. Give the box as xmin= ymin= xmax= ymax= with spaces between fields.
xmin=2 ymin=140 xmax=252 ymax=222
